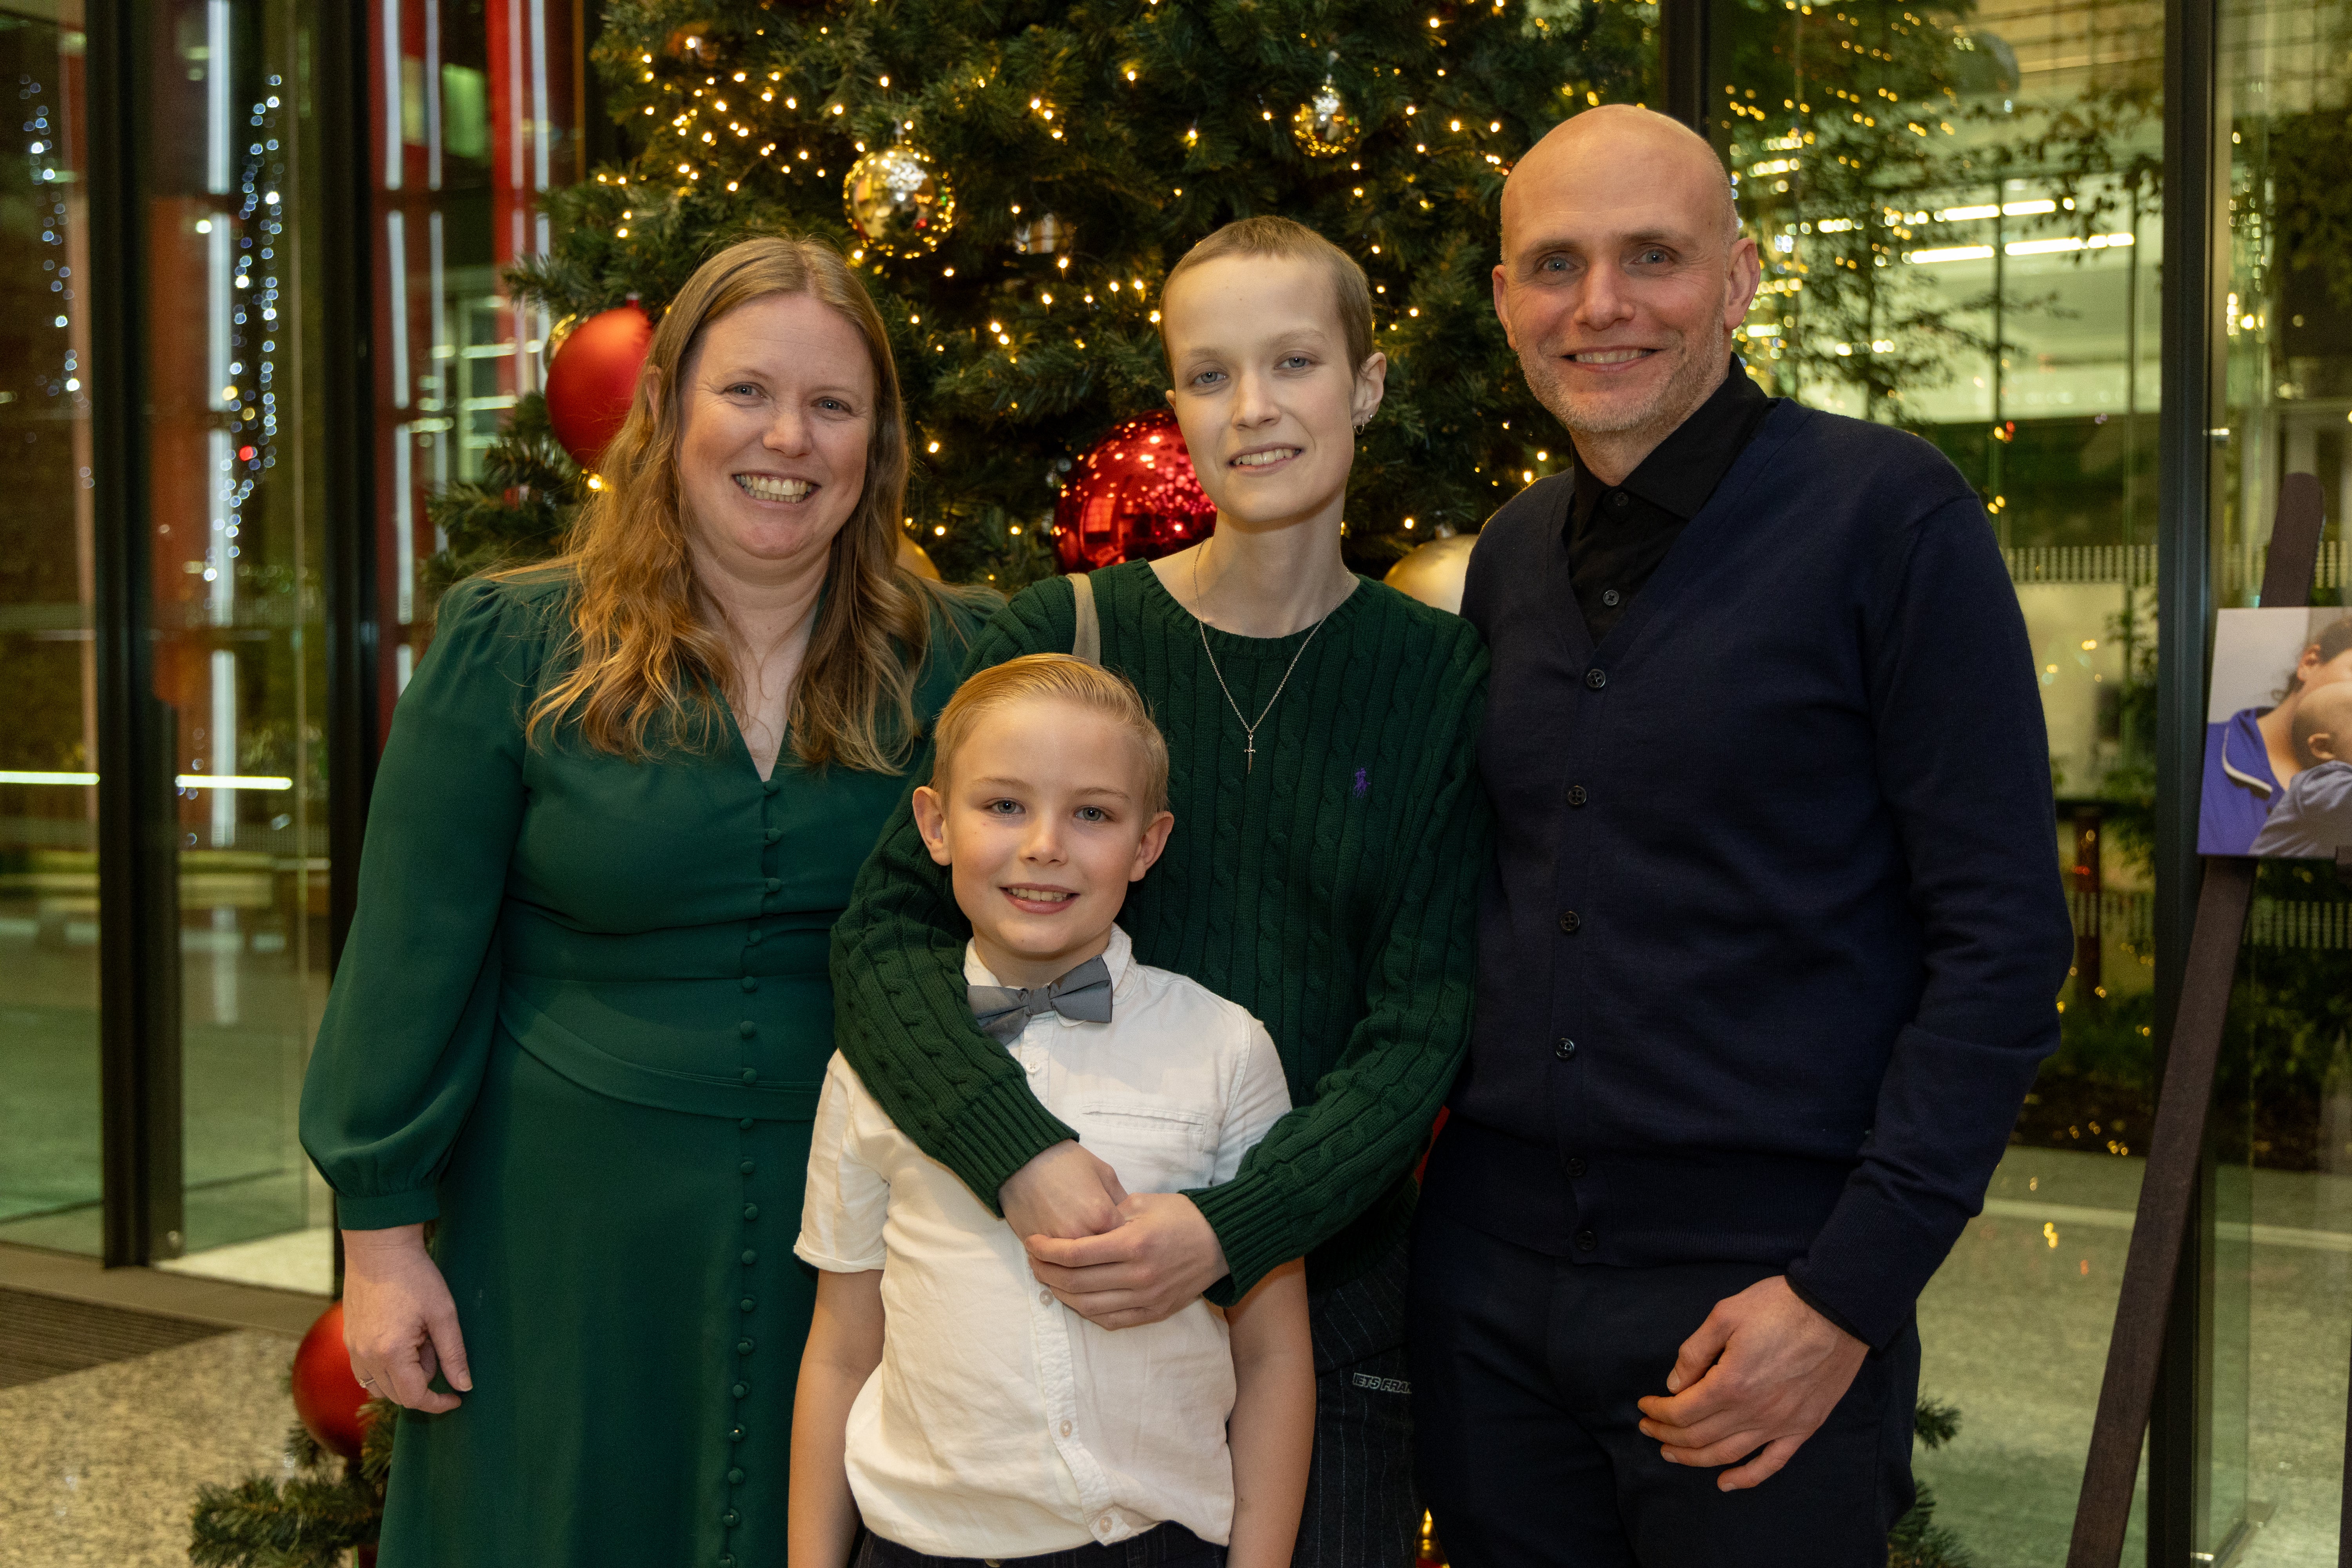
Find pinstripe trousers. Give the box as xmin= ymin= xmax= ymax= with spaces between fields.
xmin=1295 ymin=1238 xmax=1419 ymax=1568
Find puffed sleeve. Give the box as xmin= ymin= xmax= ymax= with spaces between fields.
xmin=298 ymin=577 xmax=553 ymax=1230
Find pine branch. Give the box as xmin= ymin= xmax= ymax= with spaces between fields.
xmin=189 ymin=1474 xmax=381 ymax=1568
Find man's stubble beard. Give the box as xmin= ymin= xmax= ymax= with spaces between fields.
xmin=1520 ymin=319 xmax=1733 ymax=450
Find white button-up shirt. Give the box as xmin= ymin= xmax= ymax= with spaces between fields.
xmin=796 ymin=926 xmax=1292 ymax=1558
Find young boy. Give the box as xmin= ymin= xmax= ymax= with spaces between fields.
xmin=790 ymin=654 xmax=1315 ymax=1568
xmin=2249 ymin=679 xmax=2352 ymax=858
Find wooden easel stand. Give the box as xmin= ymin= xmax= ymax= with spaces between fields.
xmin=2067 ymin=472 xmax=2326 ymax=1567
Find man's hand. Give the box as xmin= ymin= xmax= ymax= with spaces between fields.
xmin=1634 ymin=1275 xmax=1867 ymax=1491
xmin=341 ymin=1225 xmax=472 ymax=1413
xmin=1024 ymin=1192 xmax=1229 ymax=1330
xmin=999 ymin=1140 xmax=1129 ymax=1241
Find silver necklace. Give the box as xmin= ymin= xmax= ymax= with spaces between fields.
xmin=1192 ymin=543 xmax=1335 ymax=774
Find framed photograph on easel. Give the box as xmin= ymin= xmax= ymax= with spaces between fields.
xmin=2199 ymin=608 xmax=2352 ymax=858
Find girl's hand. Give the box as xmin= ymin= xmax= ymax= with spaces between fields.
xmin=341 ymin=1225 xmax=473 ymax=1412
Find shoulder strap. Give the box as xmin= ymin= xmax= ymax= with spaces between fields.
xmin=1070 ymin=572 xmax=1102 ymax=666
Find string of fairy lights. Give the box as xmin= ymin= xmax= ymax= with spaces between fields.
xmin=20 ymin=74 xmax=78 ymax=409
xmin=211 ymin=74 xmax=291 ymax=567
xmin=589 ymin=14 xmax=1610 ymax=371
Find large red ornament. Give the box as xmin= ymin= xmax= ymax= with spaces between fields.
xmin=291 ymin=1301 xmax=373 ymax=1461
xmin=1051 ymin=410 xmax=1218 ymax=572
xmin=544 ymin=302 xmax=655 ymax=472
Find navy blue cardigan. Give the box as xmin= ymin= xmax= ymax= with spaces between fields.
xmin=1433 ymin=398 xmax=2073 ymax=1349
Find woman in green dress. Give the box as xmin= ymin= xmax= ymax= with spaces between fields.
xmin=299 ymin=236 xmax=984 ymax=1567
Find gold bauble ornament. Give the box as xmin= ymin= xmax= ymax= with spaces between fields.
xmin=1383 ymin=532 xmax=1475 ymax=615
xmin=544 ymin=312 xmax=579 ymax=360
xmin=843 ymin=145 xmax=956 ymax=257
xmin=1011 ymin=212 xmax=1074 ymax=257
xmin=1290 ymin=79 xmax=1363 ymax=158
xmin=897 ymin=536 xmax=942 ymax=580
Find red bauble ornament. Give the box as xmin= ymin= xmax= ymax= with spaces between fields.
xmin=1051 ymin=410 xmax=1218 ymax=572
xmin=544 ymin=302 xmax=655 ymax=471
xmin=291 ymin=1301 xmax=372 ymax=1461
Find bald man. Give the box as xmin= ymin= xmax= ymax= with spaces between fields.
xmin=1408 ymin=107 xmax=2072 ymax=1564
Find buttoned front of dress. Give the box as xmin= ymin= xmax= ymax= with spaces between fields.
xmin=301 ymin=574 xmax=981 ymax=1568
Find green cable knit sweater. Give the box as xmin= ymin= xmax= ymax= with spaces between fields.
xmin=830 ymin=559 xmax=1491 ymax=1301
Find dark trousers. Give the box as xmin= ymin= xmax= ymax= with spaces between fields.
xmin=855 ymin=1522 xmax=1221 ymax=1568
xmin=1407 ymin=1205 xmax=1919 ymax=1568
xmin=1298 ymin=1237 xmax=1421 ymax=1568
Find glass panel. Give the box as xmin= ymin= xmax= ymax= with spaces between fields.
xmin=142 ymin=0 xmax=333 ymax=1292
xmin=0 ymin=11 xmax=99 ymax=1256
xmin=2214 ymin=0 xmax=2352 ymax=1552
xmin=1711 ymin=0 xmax=2165 ymax=1554
xmin=377 ymin=0 xmax=578 ymax=703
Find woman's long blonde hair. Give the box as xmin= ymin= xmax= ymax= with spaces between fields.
xmin=512 ymin=235 xmax=964 ymax=773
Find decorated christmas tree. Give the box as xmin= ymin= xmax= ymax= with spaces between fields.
xmin=432 ymin=0 xmax=1655 ymax=596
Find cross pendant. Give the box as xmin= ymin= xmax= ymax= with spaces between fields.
xmin=1244 ymin=734 xmax=1256 ymax=773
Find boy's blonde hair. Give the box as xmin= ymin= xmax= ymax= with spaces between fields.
xmin=1159 ymin=216 xmax=1376 ymax=376
xmin=930 ymin=654 xmax=1172 ymax=815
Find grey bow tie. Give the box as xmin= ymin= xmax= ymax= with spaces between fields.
xmin=969 ymin=955 xmax=1114 ymax=1043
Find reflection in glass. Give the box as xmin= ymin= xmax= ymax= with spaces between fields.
xmin=0 ymin=13 xmax=98 ymax=1256
xmin=1710 ymin=0 xmax=2164 ymax=1555
xmin=2215 ymin=0 xmax=2352 ymax=1552
xmin=143 ymin=0 xmax=334 ymax=1293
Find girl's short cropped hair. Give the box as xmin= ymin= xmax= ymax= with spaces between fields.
xmin=1159 ymin=216 xmax=1376 ymax=376
xmin=930 ymin=654 xmax=1172 ymax=815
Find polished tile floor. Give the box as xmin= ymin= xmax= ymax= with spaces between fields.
xmin=0 ymin=1328 xmax=300 ymax=1567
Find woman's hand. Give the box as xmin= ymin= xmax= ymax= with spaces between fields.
xmin=1025 ymin=1192 xmax=1229 ymax=1329
xmin=998 ymin=1140 xmax=1128 ymax=1241
xmin=341 ymin=1225 xmax=473 ymax=1413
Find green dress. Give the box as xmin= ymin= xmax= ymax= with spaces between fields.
xmin=299 ymin=571 xmax=977 ymax=1568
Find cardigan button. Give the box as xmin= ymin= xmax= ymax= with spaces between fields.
xmin=739 ymin=1118 xmax=755 ymax=1131
xmin=738 ymin=1338 xmax=755 ymax=1354
xmin=739 ymin=1022 xmax=757 ymax=1039
xmin=1575 ymin=1228 xmax=1598 ymax=1252
xmin=729 ymin=1426 xmax=746 ymax=1443
xmin=742 ymin=1249 xmax=758 ymax=1265
xmin=732 ymin=1383 xmax=749 ymax=1400
xmin=743 ymin=1203 xmax=760 ymax=1220
xmin=1567 ymin=785 xmax=1588 ymax=807
xmin=1584 ymin=668 xmax=1607 ymax=690
xmin=1557 ymin=911 xmax=1581 ymax=934
xmin=722 ymin=1509 xmax=740 ymax=1526
xmin=1601 ymin=588 xmax=1622 ymax=607
xmin=741 ymin=1066 xmax=759 ymax=1082
xmin=764 ymin=877 xmax=782 ymax=894
xmin=740 ymin=1159 xmax=757 ymax=1175
xmin=739 ymin=1297 xmax=757 ymax=1313
xmin=764 ymin=827 xmax=782 ymax=843
xmin=728 ymin=1468 xmax=745 ymax=1485
xmin=762 ymin=777 xmax=780 ymax=795
xmin=1566 ymin=1156 xmax=1588 ymax=1177
xmin=1555 ymin=1037 xmax=1577 ymax=1060
xmin=741 ymin=976 xmax=758 ymax=993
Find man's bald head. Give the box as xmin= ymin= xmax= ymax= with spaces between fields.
xmin=1489 ymin=104 xmax=1761 ymax=480
xmin=1503 ymin=105 xmax=1742 ymax=259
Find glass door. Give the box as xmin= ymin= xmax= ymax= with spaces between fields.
xmin=0 ymin=9 xmax=101 ymax=1256
xmin=2212 ymin=0 xmax=2352 ymax=1553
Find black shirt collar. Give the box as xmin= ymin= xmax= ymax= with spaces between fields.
xmin=1570 ymin=359 xmax=1772 ymax=524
